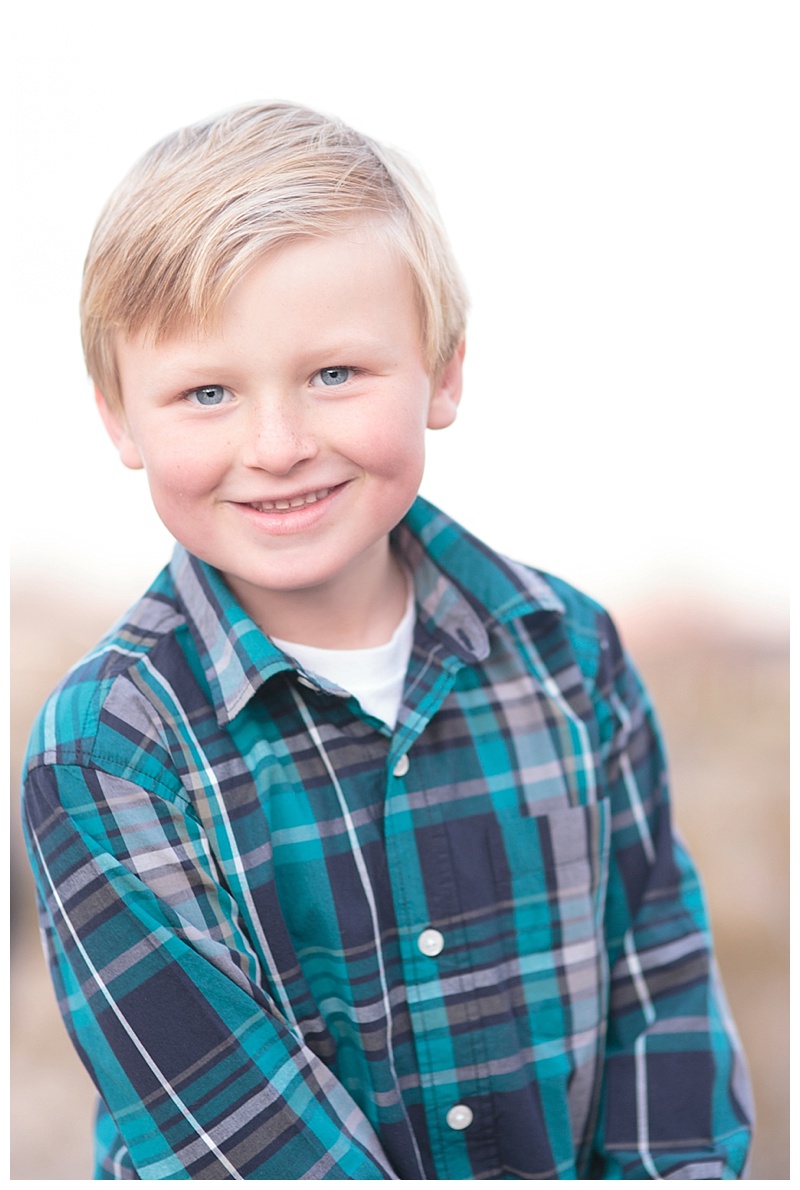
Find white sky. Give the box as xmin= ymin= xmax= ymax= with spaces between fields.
xmin=7 ymin=1 xmax=795 ymax=629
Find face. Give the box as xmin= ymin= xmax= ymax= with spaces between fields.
xmin=100 ymin=229 xmax=463 ymax=633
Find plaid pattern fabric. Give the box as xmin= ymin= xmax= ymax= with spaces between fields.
xmin=22 ymin=497 xmax=753 ymax=1179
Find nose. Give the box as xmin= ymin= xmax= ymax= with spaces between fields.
xmin=241 ymin=393 xmax=319 ymax=475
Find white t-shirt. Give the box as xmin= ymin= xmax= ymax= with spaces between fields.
xmin=271 ymin=582 xmax=416 ymax=730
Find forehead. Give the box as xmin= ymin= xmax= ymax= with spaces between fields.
xmin=115 ymin=231 xmax=426 ymax=382
xmin=225 ymin=230 xmax=418 ymax=323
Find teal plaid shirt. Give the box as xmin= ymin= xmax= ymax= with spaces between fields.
xmin=22 ymin=497 xmax=752 ymax=1179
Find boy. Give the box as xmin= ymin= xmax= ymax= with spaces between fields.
xmin=22 ymin=102 xmax=753 ymax=1179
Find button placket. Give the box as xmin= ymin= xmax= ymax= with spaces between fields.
xmin=383 ymin=721 xmax=477 ymax=1172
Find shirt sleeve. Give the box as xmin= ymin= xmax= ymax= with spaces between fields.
xmin=22 ymin=760 xmax=397 ymax=1180
xmin=588 ymin=621 xmax=754 ymax=1177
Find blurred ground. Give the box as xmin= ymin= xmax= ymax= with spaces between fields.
xmin=10 ymin=582 xmax=789 ymax=1179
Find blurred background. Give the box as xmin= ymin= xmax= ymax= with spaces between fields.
xmin=8 ymin=0 xmax=792 ymax=1178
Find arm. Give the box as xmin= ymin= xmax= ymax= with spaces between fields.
xmin=589 ymin=623 xmax=753 ymax=1177
xmin=23 ymin=761 xmax=397 ymax=1180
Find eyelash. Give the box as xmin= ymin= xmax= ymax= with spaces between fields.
xmin=183 ymin=384 xmax=231 ymax=408
xmin=181 ymin=367 xmax=362 ymax=406
xmin=312 ymin=366 xmax=360 ymax=388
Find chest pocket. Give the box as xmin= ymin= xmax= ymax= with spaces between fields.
xmin=502 ymin=799 xmax=609 ymax=897
xmin=493 ymin=799 xmax=611 ymax=1040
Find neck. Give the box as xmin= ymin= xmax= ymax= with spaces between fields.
xmin=229 ymin=542 xmax=409 ymax=649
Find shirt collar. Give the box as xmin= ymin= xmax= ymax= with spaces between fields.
xmin=169 ymin=496 xmax=565 ymax=726
xmin=169 ymin=546 xmax=291 ymax=726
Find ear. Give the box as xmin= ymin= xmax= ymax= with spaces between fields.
xmin=94 ymin=385 xmax=144 ymax=470
xmin=427 ymin=339 xmax=465 ymax=430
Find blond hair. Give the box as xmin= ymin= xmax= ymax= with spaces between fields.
xmin=81 ymin=102 xmax=468 ymax=410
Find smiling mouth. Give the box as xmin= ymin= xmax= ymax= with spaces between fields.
xmin=245 ymin=485 xmax=338 ymax=512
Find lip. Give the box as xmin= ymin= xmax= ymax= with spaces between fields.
xmin=227 ymin=481 xmax=349 ymax=534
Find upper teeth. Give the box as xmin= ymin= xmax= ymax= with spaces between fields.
xmin=251 ymin=487 xmax=331 ymax=512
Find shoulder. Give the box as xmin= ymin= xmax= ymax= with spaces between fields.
xmin=530 ymin=566 xmax=621 ymax=662
xmin=494 ymin=551 xmax=624 ymax=691
xmin=23 ymin=568 xmax=193 ymax=784
xmin=402 ymin=498 xmax=627 ymax=696
xmin=499 ymin=561 xmax=657 ymax=767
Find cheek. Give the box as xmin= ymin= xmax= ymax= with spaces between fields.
xmin=360 ymin=431 xmax=426 ymax=484
xmin=143 ymin=439 xmax=226 ymax=498
xmin=352 ymin=397 xmax=429 ymax=476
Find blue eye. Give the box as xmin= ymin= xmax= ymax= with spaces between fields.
xmin=188 ymin=385 xmax=228 ymax=406
xmin=316 ymin=367 xmax=352 ymax=387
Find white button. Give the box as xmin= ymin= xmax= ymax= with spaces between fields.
xmin=296 ymin=674 xmax=319 ymax=691
xmin=392 ymin=753 xmax=410 ymax=777
xmin=446 ymin=1104 xmax=473 ymax=1131
xmin=417 ymin=928 xmax=444 ymax=957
